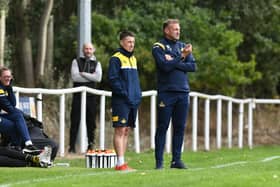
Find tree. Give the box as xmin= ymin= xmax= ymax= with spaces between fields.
xmin=0 ymin=0 xmax=9 ymax=66
xmin=51 ymin=0 xmax=261 ymax=96
xmin=196 ymin=0 xmax=280 ymax=97
xmin=15 ymin=0 xmax=35 ymax=87
xmin=35 ymin=0 xmax=54 ymax=81
xmin=3 ymin=0 xmax=272 ymax=98
xmin=7 ymin=0 xmax=54 ymax=87
xmin=110 ymin=1 xmax=261 ymax=96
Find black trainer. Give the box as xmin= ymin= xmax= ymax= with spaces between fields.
xmin=170 ymin=160 xmax=187 ymax=169
xmin=87 ymin=143 xmax=94 ymax=151
xmin=68 ymin=147 xmax=76 ymax=153
xmin=23 ymin=144 xmax=41 ymax=155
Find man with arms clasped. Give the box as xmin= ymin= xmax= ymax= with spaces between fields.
xmin=69 ymin=43 xmax=102 ymax=153
xmin=152 ymin=19 xmax=196 ymax=169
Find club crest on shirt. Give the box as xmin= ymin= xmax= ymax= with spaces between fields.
xmin=159 ymin=101 xmax=165 ymax=107
xmin=121 ymin=118 xmax=127 ymax=124
xmin=166 ymin=45 xmax=171 ymax=51
xmin=112 ymin=116 xmax=119 ymax=122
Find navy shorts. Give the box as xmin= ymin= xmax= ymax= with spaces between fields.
xmin=112 ymin=103 xmax=138 ymax=128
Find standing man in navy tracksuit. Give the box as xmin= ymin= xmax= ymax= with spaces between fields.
xmin=108 ymin=31 xmax=141 ymax=171
xmin=152 ymin=19 xmax=196 ymax=169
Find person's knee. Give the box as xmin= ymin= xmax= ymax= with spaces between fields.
xmin=124 ymin=127 xmax=130 ymax=136
xmin=9 ymin=111 xmax=24 ymax=120
xmin=156 ymin=124 xmax=169 ymax=134
xmin=114 ymin=127 xmax=128 ymax=137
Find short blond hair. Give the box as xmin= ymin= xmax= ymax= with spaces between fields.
xmin=163 ymin=19 xmax=180 ymax=30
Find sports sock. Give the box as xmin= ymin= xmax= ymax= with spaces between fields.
xmin=25 ymin=140 xmax=33 ymax=146
xmin=117 ymin=156 xmax=125 ymax=166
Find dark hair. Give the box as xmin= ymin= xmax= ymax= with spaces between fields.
xmin=163 ymin=19 xmax=180 ymax=30
xmin=119 ymin=30 xmax=135 ymax=40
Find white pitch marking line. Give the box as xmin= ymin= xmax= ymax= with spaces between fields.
xmin=211 ymin=161 xmax=247 ymax=169
xmin=189 ymin=167 xmax=205 ymax=171
xmin=261 ymin=156 xmax=280 ymax=162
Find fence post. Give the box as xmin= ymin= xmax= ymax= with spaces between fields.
xmin=192 ymin=96 xmax=198 ymax=151
xmin=227 ymin=101 xmax=233 ymax=148
xmin=59 ymin=94 xmax=65 ymax=157
xmin=204 ymin=99 xmax=210 ymax=151
xmin=99 ymin=95 xmax=105 ymax=150
xmin=238 ymin=103 xmax=244 ymax=148
xmin=37 ymin=93 xmax=43 ymax=122
xmin=79 ymin=90 xmax=87 ymax=153
xmin=150 ymin=94 xmax=156 ymax=149
xmin=248 ymin=101 xmax=253 ymax=149
xmin=15 ymin=91 xmax=19 ymax=108
xmin=216 ymin=99 xmax=222 ymax=149
xmin=134 ymin=111 xmax=140 ymax=153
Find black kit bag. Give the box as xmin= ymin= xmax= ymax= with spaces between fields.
xmin=24 ymin=114 xmax=58 ymax=160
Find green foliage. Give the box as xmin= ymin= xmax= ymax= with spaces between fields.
xmin=186 ymin=9 xmax=261 ymax=95
xmin=5 ymin=0 xmax=278 ymax=97
xmin=53 ymin=15 xmax=78 ymax=85
xmin=0 ymin=0 xmax=9 ymax=10
xmin=111 ymin=3 xmax=260 ymax=96
xmin=92 ymin=13 xmax=119 ymax=53
xmin=197 ymin=0 xmax=280 ymax=97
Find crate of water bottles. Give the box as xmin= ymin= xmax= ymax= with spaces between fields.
xmin=85 ymin=149 xmax=117 ymax=168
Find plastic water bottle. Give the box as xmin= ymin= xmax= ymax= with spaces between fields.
xmin=54 ymin=162 xmax=70 ymax=167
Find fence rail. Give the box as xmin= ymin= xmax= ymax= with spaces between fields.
xmin=13 ymin=86 xmax=280 ymax=157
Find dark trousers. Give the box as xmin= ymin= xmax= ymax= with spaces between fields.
xmin=32 ymin=138 xmax=58 ymax=161
xmin=69 ymin=93 xmax=96 ymax=149
xmin=0 ymin=109 xmax=31 ymax=146
xmin=0 ymin=146 xmax=28 ymax=167
xmin=155 ymin=92 xmax=189 ymax=163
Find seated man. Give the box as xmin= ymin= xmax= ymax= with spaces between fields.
xmin=0 ymin=67 xmax=40 ymax=154
xmin=1 ymin=114 xmax=58 ymax=161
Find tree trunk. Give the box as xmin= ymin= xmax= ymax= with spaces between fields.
xmin=35 ymin=0 xmax=54 ymax=81
xmin=46 ymin=15 xmax=53 ymax=72
xmin=0 ymin=9 xmax=5 ymax=66
xmin=19 ymin=0 xmax=35 ymax=87
xmin=20 ymin=37 xmax=34 ymax=87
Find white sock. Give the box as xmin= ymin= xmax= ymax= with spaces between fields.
xmin=117 ymin=156 xmax=125 ymax=166
xmin=25 ymin=140 xmax=33 ymax=146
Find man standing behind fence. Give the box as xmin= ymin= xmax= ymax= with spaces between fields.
xmin=108 ymin=31 xmax=141 ymax=171
xmin=152 ymin=19 xmax=196 ymax=169
xmin=69 ymin=43 xmax=102 ymax=153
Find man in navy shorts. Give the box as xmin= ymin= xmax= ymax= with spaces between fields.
xmin=108 ymin=30 xmax=141 ymax=171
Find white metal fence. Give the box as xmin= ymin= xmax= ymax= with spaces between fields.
xmin=13 ymin=86 xmax=280 ymax=157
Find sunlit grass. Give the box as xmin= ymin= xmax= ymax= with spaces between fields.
xmin=0 ymin=145 xmax=280 ymax=187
